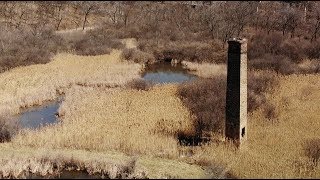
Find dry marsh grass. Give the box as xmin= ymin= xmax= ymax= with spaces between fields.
xmin=11 ymin=85 xmax=195 ymax=158
xmin=182 ymin=61 xmax=227 ymax=78
xmin=0 ymin=49 xmax=142 ymax=116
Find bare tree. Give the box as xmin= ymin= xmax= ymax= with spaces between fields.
xmin=256 ymin=2 xmax=282 ymax=34
xmin=50 ymin=1 xmax=68 ymax=30
xmin=0 ymin=1 xmax=17 ymax=27
xmin=100 ymin=2 xmax=121 ymax=25
xmin=200 ymin=2 xmax=224 ymax=39
xmin=277 ymin=5 xmax=303 ymax=37
xmin=118 ymin=1 xmax=136 ymax=27
xmin=72 ymin=1 xmax=97 ymax=30
xmin=309 ymin=2 xmax=320 ymax=42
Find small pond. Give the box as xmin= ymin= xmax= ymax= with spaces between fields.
xmin=15 ymin=96 xmax=63 ymax=130
xmin=142 ymin=63 xmax=197 ymax=84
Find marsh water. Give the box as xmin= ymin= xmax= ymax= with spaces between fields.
xmin=15 ymin=96 xmax=63 ymax=129
xmin=26 ymin=170 xmax=103 ymax=179
xmin=142 ymin=63 xmax=197 ymax=84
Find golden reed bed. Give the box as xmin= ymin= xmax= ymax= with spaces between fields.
xmin=0 ymin=50 xmax=142 ymax=115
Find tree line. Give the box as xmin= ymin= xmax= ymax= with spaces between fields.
xmin=0 ymin=1 xmax=319 ymax=42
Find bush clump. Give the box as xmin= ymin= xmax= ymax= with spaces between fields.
xmin=136 ymin=39 xmax=226 ymax=64
xmin=248 ymin=31 xmax=320 ymax=74
xmin=177 ymin=71 xmax=279 ymax=137
xmin=248 ymin=71 xmax=279 ymax=120
xmin=177 ymin=76 xmax=227 ymax=135
xmin=303 ymin=138 xmax=320 ymax=166
xmin=0 ymin=116 xmax=20 ymax=143
xmin=0 ymin=27 xmax=65 ymax=72
xmin=70 ymin=28 xmax=125 ymax=56
xmin=125 ymin=78 xmax=153 ymax=91
xmin=121 ymin=48 xmax=156 ymax=64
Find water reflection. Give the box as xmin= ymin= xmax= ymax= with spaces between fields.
xmin=16 ymin=97 xmax=63 ymax=129
xmin=142 ymin=63 xmax=197 ymax=84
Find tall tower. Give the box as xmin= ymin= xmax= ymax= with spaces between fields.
xmin=225 ymin=38 xmax=248 ymax=148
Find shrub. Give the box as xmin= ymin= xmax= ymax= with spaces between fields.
xmin=303 ymin=138 xmax=320 ymax=166
xmin=0 ymin=116 xmax=20 ymax=143
xmin=297 ymin=59 xmax=320 ymax=74
xmin=0 ymin=27 xmax=65 ymax=72
xmin=137 ymin=40 xmax=226 ymax=64
xmin=177 ymin=71 xmax=279 ymax=137
xmin=248 ymin=31 xmax=284 ymax=60
xmin=279 ymin=38 xmax=307 ymax=63
xmin=248 ymin=71 xmax=279 ymax=120
xmin=248 ymin=31 xmax=320 ymax=74
xmin=70 ymin=28 xmax=125 ymax=56
xmin=305 ymin=41 xmax=320 ymax=59
xmin=177 ymin=76 xmax=227 ymax=135
xmin=249 ymin=54 xmax=298 ymax=75
xmin=125 ymin=79 xmax=153 ymax=91
xmin=72 ymin=38 xmax=112 ymax=56
xmin=121 ymin=48 xmax=156 ymax=64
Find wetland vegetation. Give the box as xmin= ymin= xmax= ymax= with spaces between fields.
xmin=0 ymin=1 xmax=320 ymax=179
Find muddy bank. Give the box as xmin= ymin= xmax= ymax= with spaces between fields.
xmin=0 ymin=146 xmax=213 ymax=179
